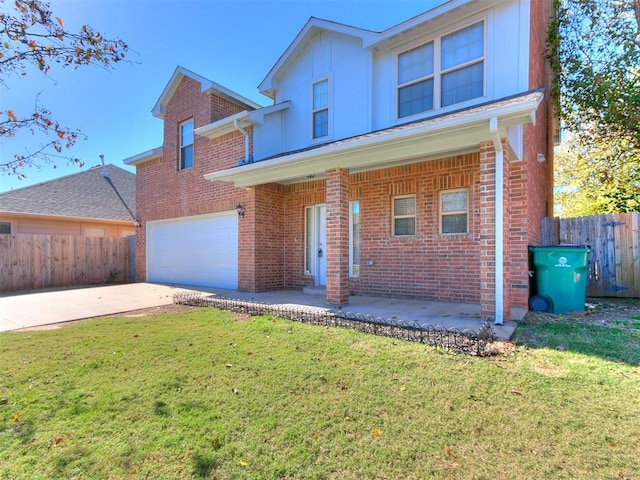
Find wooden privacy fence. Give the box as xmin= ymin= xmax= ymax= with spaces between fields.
xmin=0 ymin=234 xmax=135 ymax=293
xmin=541 ymin=213 xmax=640 ymax=298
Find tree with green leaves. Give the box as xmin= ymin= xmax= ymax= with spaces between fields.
xmin=0 ymin=0 xmax=128 ymax=178
xmin=548 ymin=0 xmax=640 ymax=216
xmin=548 ymin=0 xmax=640 ymax=142
xmin=554 ymin=127 xmax=640 ymax=216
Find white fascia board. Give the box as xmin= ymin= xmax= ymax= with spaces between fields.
xmin=365 ymin=0 xmax=477 ymax=49
xmin=195 ymin=111 xmax=251 ymax=140
xmin=247 ymin=101 xmax=291 ymax=123
xmin=259 ymin=18 xmax=379 ymax=97
xmin=152 ymin=66 xmax=262 ymax=119
xmin=195 ymin=102 xmax=291 ymax=141
xmin=123 ymin=147 xmax=163 ymax=166
xmin=205 ymin=92 xmax=542 ymax=188
xmin=202 ymin=82 xmax=262 ymax=111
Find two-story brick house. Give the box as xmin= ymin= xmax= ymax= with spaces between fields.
xmin=125 ymin=0 xmax=554 ymax=324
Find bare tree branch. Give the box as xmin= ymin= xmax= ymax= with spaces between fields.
xmin=0 ymin=0 xmax=129 ymax=177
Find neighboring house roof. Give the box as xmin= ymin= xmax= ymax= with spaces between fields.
xmin=0 ymin=164 xmax=136 ymax=223
xmin=152 ymin=66 xmax=263 ymax=119
xmin=205 ymin=89 xmax=544 ymax=188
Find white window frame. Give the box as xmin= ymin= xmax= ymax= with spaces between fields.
xmin=440 ymin=188 xmax=469 ymax=235
xmin=179 ymin=119 xmax=194 ymax=170
xmin=349 ymin=201 xmax=360 ymax=277
xmin=304 ymin=206 xmax=313 ymax=274
xmin=392 ymin=195 xmax=416 ymax=237
xmin=311 ymin=78 xmax=330 ymax=140
xmin=397 ymin=41 xmax=436 ymax=118
xmin=396 ymin=19 xmax=486 ymax=119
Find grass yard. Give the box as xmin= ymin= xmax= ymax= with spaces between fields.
xmin=1 ymin=307 xmax=639 ymax=479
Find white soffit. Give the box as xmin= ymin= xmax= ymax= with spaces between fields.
xmin=123 ymin=147 xmax=163 ymax=166
xmin=195 ymin=102 xmax=291 ymax=140
xmin=204 ymin=91 xmax=543 ymax=188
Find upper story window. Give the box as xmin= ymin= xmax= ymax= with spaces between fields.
xmin=397 ymin=21 xmax=484 ymax=118
xmin=398 ymin=42 xmax=435 ymax=118
xmin=0 ymin=221 xmax=12 ymax=234
xmin=441 ymin=23 xmax=484 ymax=107
xmin=179 ymin=119 xmax=194 ymax=170
xmin=312 ymin=79 xmax=329 ymax=139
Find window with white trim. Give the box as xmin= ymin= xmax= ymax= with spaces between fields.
xmin=0 ymin=221 xmax=12 ymax=234
xmin=305 ymin=207 xmax=313 ymax=273
xmin=312 ymin=79 xmax=329 ymax=139
xmin=393 ymin=196 xmax=416 ymax=236
xmin=440 ymin=189 xmax=469 ymax=234
xmin=397 ymin=21 xmax=484 ymax=118
xmin=179 ymin=119 xmax=194 ymax=170
xmin=350 ymin=201 xmax=360 ymax=277
xmin=398 ymin=42 xmax=435 ymax=118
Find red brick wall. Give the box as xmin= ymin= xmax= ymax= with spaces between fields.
xmin=504 ymin=0 xmax=554 ymax=309
xmin=326 ymin=168 xmax=350 ymax=305
xmin=281 ymin=154 xmax=484 ymax=304
xmin=282 ymin=180 xmax=326 ymax=289
xmin=134 ymin=76 xmax=251 ymax=281
xmin=353 ymin=157 xmax=482 ymax=302
xmin=479 ymin=142 xmax=497 ymax=317
xmin=239 ymin=183 xmax=286 ymax=292
xmin=526 ymin=0 xmax=554 ymax=242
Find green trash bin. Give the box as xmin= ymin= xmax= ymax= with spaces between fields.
xmin=528 ymin=245 xmax=592 ymax=314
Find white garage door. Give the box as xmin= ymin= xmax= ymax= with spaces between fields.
xmin=146 ymin=211 xmax=238 ymax=289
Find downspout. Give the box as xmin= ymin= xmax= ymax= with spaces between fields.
xmin=234 ymin=119 xmax=250 ymax=164
xmin=489 ymin=117 xmax=504 ymax=326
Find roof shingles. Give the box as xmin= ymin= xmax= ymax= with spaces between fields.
xmin=0 ymin=165 xmax=136 ymax=222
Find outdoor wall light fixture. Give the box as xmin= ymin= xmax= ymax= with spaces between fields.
xmin=236 ymin=204 xmax=245 ymax=217
xmin=134 ymin=218 xmax=142 ymax=228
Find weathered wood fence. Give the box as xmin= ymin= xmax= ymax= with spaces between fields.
xmin=541 ymin=213 xmax=640 ymax=297
xmin=0 ymin=234 xmax=135 ymax=293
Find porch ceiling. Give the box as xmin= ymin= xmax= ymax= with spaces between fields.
xmin=204 ymin=90 xmax=543 ymax=188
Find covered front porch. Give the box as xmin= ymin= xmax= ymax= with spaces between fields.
xmin=177 ymin=286 xmax=522 ymax=341
xmin=204 ymin=91 xmax=544 ymax=325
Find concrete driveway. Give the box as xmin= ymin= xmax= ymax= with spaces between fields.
xmin=0 ymin=283 xmax=519 ymax=339
xmin=0 ymin=283 xmax=207 ymax=332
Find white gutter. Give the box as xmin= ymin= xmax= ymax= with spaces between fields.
xmin=489 ymin=117 xmax=504 ymax=326
xmin=204 ymin=91 xmax=543 ymax=187
xmin=234 ymin=119 xmax=250 ymax=164
xmin=122 ymin=147 xmax=163 ymax=166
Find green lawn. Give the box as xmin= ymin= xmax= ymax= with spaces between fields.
xmin=1 ymin=308 xmax=639 ymax=479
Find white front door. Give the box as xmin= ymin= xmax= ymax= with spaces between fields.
xmin=315 ymin=204 xmax=327 ymax=286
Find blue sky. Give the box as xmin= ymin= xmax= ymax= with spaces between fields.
xmin=1 ymin=0 xmax=445 ymax=192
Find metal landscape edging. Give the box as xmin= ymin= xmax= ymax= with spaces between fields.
xmin=173 ymin=292 xmax=495 ymax=355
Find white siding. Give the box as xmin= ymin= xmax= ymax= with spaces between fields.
xmin=254 ymin=0 xmax=531 ymax=159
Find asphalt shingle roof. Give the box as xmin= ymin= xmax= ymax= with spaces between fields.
xmin=0 ymin=165 xmax=136 ymax=222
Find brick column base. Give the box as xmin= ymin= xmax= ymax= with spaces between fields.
xmin=326 ymin=168 xmax=350 ymax=306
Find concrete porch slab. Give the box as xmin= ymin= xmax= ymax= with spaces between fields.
xmin=191 ymin=287 xmax=519 ymax=341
